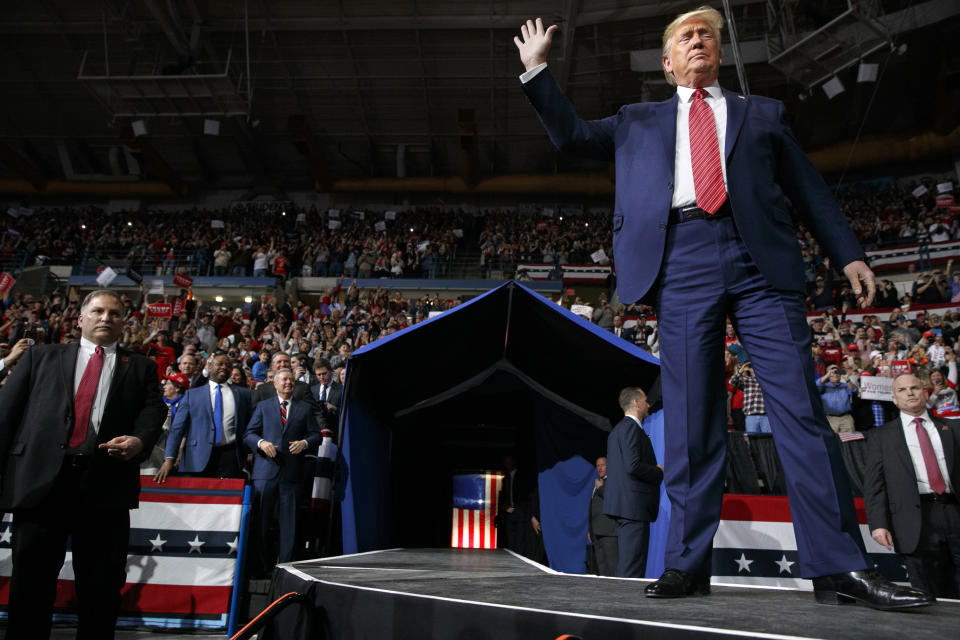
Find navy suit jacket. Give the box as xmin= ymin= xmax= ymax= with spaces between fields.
xmin=864 ymin=416 xmax=960 ymax=554
xmin=244 ymin=397 xmax=322 ymax=482
xmin=165 ymin=383 xmax=253 ymax=473
xmin=604 ymin=416 xmax=663 ymax=522
xmin=522 ymin=68 xmax=864 ymax=303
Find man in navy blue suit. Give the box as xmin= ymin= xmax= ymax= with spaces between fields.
xmin=515 ymin=6 xmax=931 ymax=609
xmin=604 ymin=388 xmax=663 ymax=578
xmin=155 ymin=353 xmax=252 ymax=481
xmin=245 ymin=368 xmax=323 ymax=564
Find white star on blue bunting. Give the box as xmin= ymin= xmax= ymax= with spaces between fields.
xmin=148 ymin=533 xmax=167 ymax=552
xmin=774 ymin=554 xmax=795 ymax=575
xmin=187 ymin=534 xmax=205 ymax=554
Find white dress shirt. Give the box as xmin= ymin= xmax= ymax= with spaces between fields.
xmin=317 ymin=383 xmax=330 ymax=404
xmin=74 ymin=337 xmax=118 ymax=435
xmin=209 ymin=380 xmax=237 ymax=444
xmin=519 ymin=63 xmax=729 ymax=210
xmin=899 ymin=411 xmax=955 ymax=495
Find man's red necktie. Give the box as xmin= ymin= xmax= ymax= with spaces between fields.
xmin=689 ymin=88 xmax=727 ymax=214
xmin=70 ymin=346 xmax=104 ymax=448
xmin=914 ymin=417 xmax=947 ymax=495
xmin=280 ymin=400 xmax=288 ymax=427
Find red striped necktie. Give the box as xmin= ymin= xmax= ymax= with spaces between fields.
xmin=689 ymin=88 xmax=727 ymax=214
xmin=280 ymin=400 xmax=288 ymax=427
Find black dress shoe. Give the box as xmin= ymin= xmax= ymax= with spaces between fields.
xmin=644 ymin=569 xmax=711 ymax=598
xmin=812 ymin=569 xmax=935 ymax=610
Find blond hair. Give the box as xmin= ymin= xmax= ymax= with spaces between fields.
xmin=661 ymin=5 xmax=724 ymax=86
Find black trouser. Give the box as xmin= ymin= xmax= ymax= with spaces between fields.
xmin=199 ymin=443 xmax=243 ymax=478
xmin=8 ymin=461 xmax=130 ymax=640
xmin=904 ymin=500 xmax=960 ymax=597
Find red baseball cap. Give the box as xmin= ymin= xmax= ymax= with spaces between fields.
xmin=164 ymin=373 xmax=190 ymax=389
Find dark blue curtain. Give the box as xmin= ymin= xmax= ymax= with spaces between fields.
xmin=534 ymin=406 xmax=669 ymax=577
xmin=644 ymin=409 xmax=669 ymax=578
xmin=341 ymin=401 xmax=391 ymax=555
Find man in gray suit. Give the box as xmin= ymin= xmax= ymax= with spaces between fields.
xmin=588 ymin=456 xmax=619 ymax=576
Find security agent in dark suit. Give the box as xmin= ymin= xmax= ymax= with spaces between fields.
xmin=177 ymin=352 xmax=208 ymax=389
xmin=515 ymin=7 xmax=930 ymax=610
xmin=865 ymin=373 xmax=960 ymax=597
xmin=588 ymin=456 xmax=619 ymax=577
xmin=311 ymin=358 xmax=343 ymax=432
xmin=604 ymin=388 xmax=663 ymax=578
xmin=244 ymin=368 xmax=323 ymax=564
xmin=496 ymin=454 xmax=538 ymax=556
xmin=0 ymin=289 xmax=165 ymax=639
xmin=610 ymin=315 xmax=635 ymax=343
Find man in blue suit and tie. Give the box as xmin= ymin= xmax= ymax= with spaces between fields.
xmin=155 ymin=353 xmax=252 ymax=481
xmin=245 ymin=368 xmax=323 ymax=564
xmin=604 ymin=388 xmax=663 ymax=578
xmin=515 ymin=6 xmax=931 ymax=609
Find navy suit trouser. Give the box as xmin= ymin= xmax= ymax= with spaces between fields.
xmin=615 ymin=518 xmax=650 ymax=578
xmin=254 ymin=476 xmax=302 ymax=564
xmin=654 ymin=215 xmax=869 ymax=578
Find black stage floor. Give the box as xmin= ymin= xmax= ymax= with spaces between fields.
xmin=265 ymin=548 xmax=958 ymax=639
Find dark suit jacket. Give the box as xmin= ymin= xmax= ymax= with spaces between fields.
xmin=604 ymin=416 xmax=663 ymax=522
xmin=310 ymin=381 xmax=343 ymax=430
xmin=522 ymin=68 xmax=864 ymax=304
xmin=0 ymin=343 xmax=165 ymax=509
xmin=864 ymin=415 xmax=960 ymax=554
xmin=253 ymin=379 xmax=325 ymax=426
xmin=165 ymin=383 xmax=253 ymax=473
xmin=589 ymin=479 xmax=618 ymax=537
xmin=244 ymin=397 xmax=322 ymax=482
xmin=189 ymin=374 xmax=209 ymax=389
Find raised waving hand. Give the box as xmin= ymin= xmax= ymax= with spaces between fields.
xmin=513 ymin=18 xmax=558 ymax=72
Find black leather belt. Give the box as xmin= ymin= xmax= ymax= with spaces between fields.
xmin=920 ymin=493 xmax=956 ymax=504
xmin=63 ymin=454 xmax=90 ymax=469
xmin=668 ymin=200 xmax=731 ymax=225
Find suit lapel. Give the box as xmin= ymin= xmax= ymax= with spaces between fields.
xmin=103 ymin=346 xmax=132 ymax=410
xmin=723 ymin=89 xmax=747 ymax=160
xmin=194 ymin=386 xmax=213 ymax=428
xmin=655 ymin=95 xmax=679 ymax=175
xmin=229 ymin=385 xmax=244 ymax=428
xmin=285 ymin=402 xmax=301 ymax=436
xmin=934 ymin=418 xmax=955 ymax=478
xmin=60 ymin=342 xmax=80 ymax=399
xmin=893 ymin=420 xmax=919 ymax=485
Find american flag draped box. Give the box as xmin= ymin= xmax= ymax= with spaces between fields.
xmin=0 ymin=477 xmax=249 ymax=630
xmin=713 ymin=495 xmax=904 ymax=588
xmin=451 ymin=472 xmax=503 ymax=550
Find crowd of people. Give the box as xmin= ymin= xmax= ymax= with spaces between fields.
xmin=1 ymin=174 xmax=954 ymax=293
xmin=721 ymin=311 xmax=960 ymax=435
xmin=1 ymin=205 xmax=468 ymax=281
